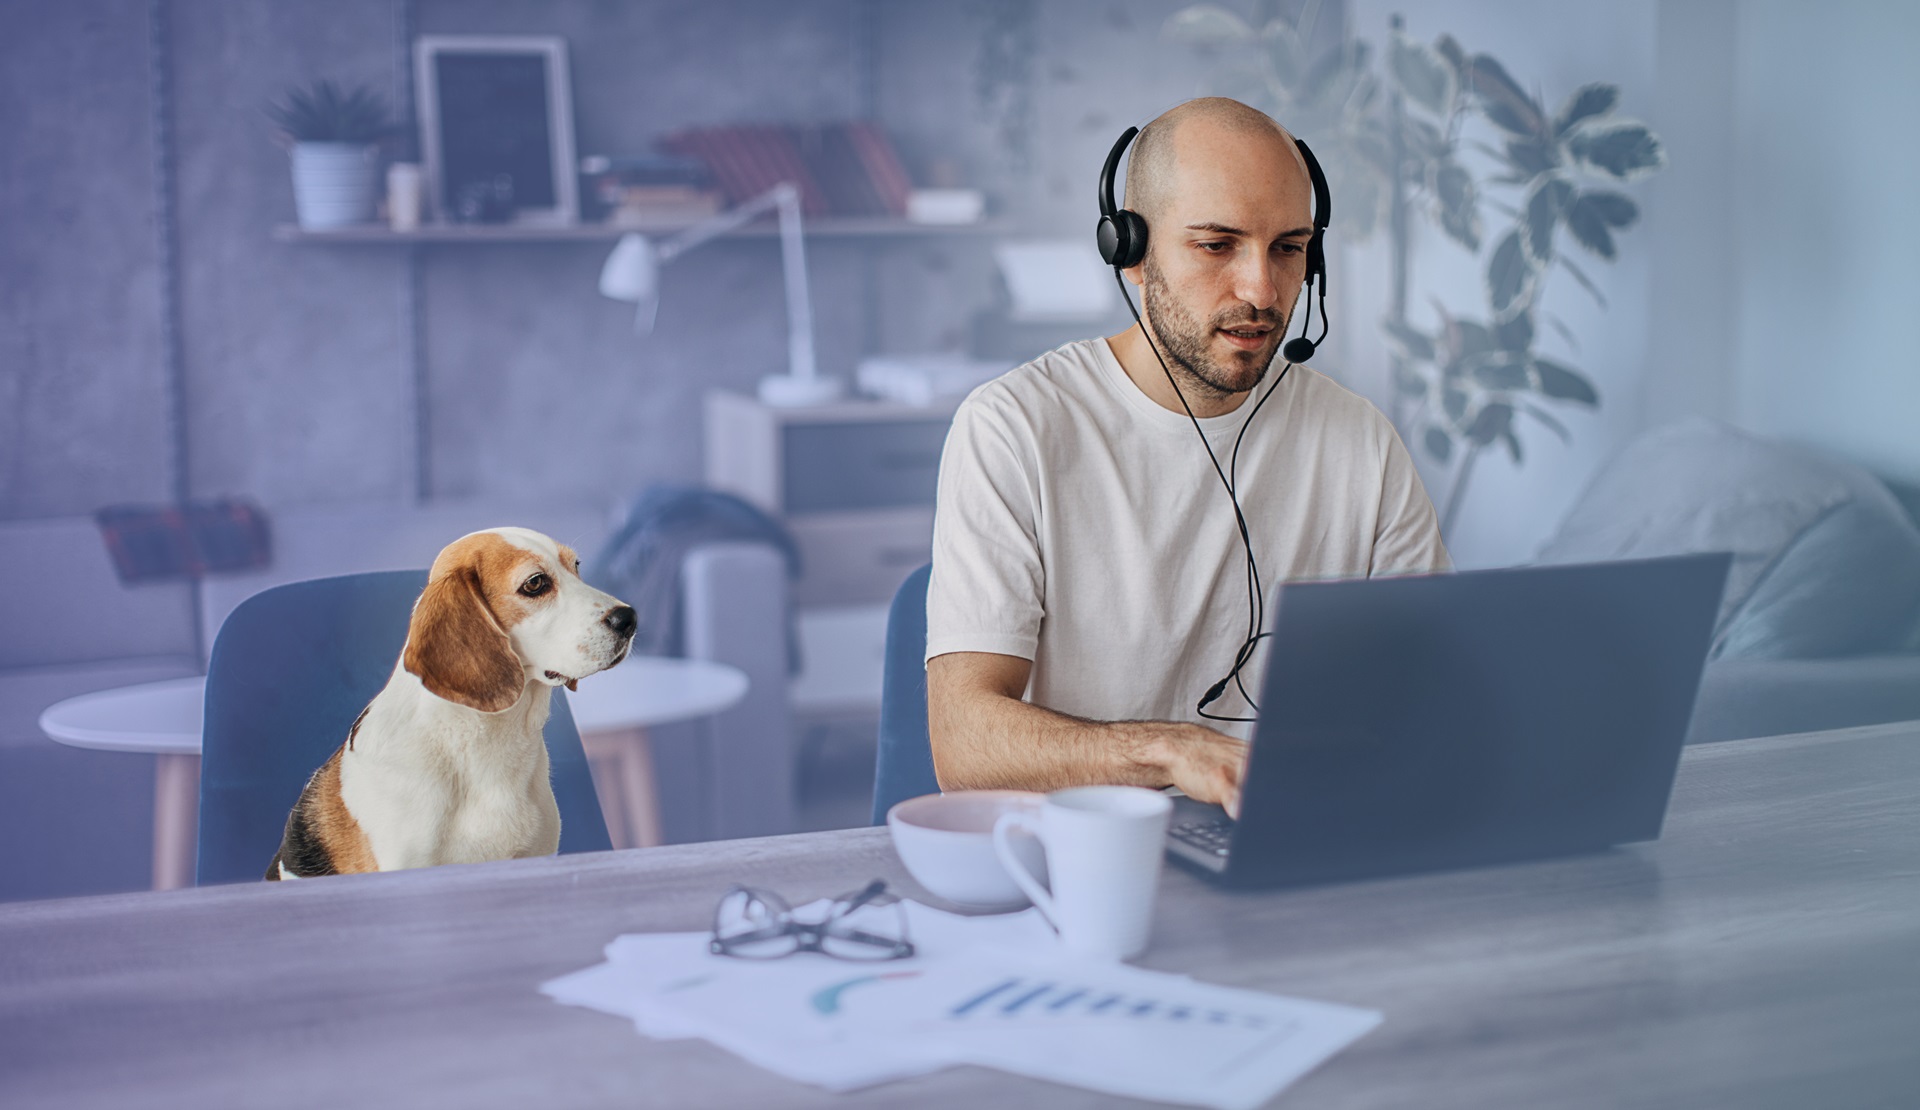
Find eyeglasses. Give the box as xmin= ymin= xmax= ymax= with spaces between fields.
xmin=708 ymin=878 xmax=916 ymax=961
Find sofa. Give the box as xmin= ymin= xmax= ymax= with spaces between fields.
xmin=0 ymin=500 xmax=794 ymax=903
xmin=1532 ymin=418 xmax=1920 ymax=742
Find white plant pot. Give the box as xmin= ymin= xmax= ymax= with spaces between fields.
xmin=290 ymin=142 xmax=377 ymax=229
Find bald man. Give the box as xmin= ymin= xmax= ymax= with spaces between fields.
xmin=925 ymin=98 xmax=1450 ymax=816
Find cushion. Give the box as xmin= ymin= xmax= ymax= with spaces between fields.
xmin=1536 ymin=419 xmax=1920 ymax=657
xmin=1535 ymin=419 xmax=1851 ymax=631
xmin=1714 ymin=500 xmax=1920 ymax=659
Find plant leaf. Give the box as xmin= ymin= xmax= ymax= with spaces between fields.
xmin=1500 ymin=425 xmax=1524 ymax=463
xmin=1534 ymin=357 xmax=1600 ymax=405
xmin=1162 ymin=5 xmax=1255 ymax=48
xmin=1553 ymin=83 xmax=1619 ymax=136
xmin=1384 ymin=318 xmax=1437 ymax=362
xmin=1566 ymin=119 xmax=1666 ymax=180
xmin=1446 ymin=318 xmax=1496 ymax=363
xmin=1502 ymin=137 xmax=1557 ymax=179
xmin=1464 ymin=350 xmax=1531 ymax=390
xmin=1390 ymin=30 xmax=1455 ymax=114
xmin=1521 ymin=401 xmax=1573 ymax=443
xmin=1467 ymin=401 xmax=1514 ymax=446
xmin=1562 ymin=192 xmax=1619 ymax=260
xmin=1432 ymin=159 xmax=1480 ymax=250
xmin=1523 ymin=177 xmax=1573 ymax=263
xmin=1487 ymin=230 xmax=1535 ymax=317
xmin=1434 ymin=34 xmax=1468 ymax=81
xmin=1467 ymin=54 xmax=1545 ymax=137
xmin=1577 ymin=189 xmax=1638 ymax=228
xmin=1495 ymin=309 xmax=1534 ymax=353
xmin=1424 ymin=425 xmax=1455 ymax=463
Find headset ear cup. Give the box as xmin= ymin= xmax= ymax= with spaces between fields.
xmin=1115 ymin=210 xmax=1149 ymax=269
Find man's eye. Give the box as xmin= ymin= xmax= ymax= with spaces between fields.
xmin=520 ymin=574 xmax=551 ymax=597
xmin=1275 ymin=242 xmax=1305 ymax=255
xmin=1197 ymin=241 xmax=1228 ymax=253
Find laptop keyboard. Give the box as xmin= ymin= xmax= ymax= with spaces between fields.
xmin=1170 ymin=816 xmax=1235 ymax=858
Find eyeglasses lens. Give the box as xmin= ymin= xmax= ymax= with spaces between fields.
xmin=713 ymin=887 xmax=798 ymax=958
xmin=819 ymin=893 xmax=912 ymax=960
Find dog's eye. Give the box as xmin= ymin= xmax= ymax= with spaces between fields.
xmin=519 ymin=573 xmax=551 ymax=597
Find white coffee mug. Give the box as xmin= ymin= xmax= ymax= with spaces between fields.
xmin=992 ymin=785 xmax=1172 ymax=960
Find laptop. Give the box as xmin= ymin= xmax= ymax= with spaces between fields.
xmin=1165 ymin=553 xmax=1732 ymax=888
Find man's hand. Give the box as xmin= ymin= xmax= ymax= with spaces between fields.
xmin=1145 ymin=724 xmax=1250 ymax=820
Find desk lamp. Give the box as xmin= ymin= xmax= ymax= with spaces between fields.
xmin=599 ymin=181 xmax=839 ymax=407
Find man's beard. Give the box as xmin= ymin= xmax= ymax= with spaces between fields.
xmin=1142 ymin=255 xmax=1289 ymax=399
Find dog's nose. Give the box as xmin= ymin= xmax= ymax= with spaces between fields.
xmin=604 ymin=605 xmax=637 ymax=637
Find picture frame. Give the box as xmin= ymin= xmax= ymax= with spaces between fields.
xmin=413 ymin=35 xmax=578 ymax=226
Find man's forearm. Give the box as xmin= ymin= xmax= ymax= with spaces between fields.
xmin=930 ymin=686 xmax=1183 ymax=793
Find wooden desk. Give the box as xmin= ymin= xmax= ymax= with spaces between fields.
xmin=3 ymin=722 xmax=1916 ymax=1108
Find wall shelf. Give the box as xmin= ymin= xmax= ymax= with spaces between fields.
xmin=272 ymin=218 xmax=1014 ymax=244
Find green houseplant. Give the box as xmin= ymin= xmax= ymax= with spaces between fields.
xmin=266 ymin=80 xmax=395 ymax=229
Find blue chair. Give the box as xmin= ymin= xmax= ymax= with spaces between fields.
xmin=198 ymin=570 xmax=610 ymax=885
xmin=871 ymin=564 xmax=940 ymax=824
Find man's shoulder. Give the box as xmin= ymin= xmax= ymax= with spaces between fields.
xmin=956 ymin=337 xmax=1110 ymax=425
xmin=1282 ymin=364 xmax=1395 ymax=444
xmin=1289 ymin=364 xmax=1385 ymax=419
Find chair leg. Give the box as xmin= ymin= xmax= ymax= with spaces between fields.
xmin=153 ymin=753 xmax=199 ymax=890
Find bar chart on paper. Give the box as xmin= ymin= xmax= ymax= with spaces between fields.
xmin=947 ymin=975 xmax=1293 ymax=1036
xmin=831 ymin=955 xmax=1384 ymax=1109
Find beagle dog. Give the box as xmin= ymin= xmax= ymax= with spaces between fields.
xmin=267 ymin=527 xmax=636 ymax=880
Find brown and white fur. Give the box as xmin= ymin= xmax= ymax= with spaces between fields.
xmin=267 ymin=527 xmax=635 ymax=880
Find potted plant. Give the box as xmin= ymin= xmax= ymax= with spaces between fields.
xmin=266 ymin=80 xmax=394 ymax=229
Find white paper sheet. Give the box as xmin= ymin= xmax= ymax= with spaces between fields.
xmin=540 ymin=898 xmax=1380 ymax=1107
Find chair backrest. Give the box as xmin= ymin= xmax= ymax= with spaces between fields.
xmin=871 ymin=564 xmax=938 ymax=824
xmin=198 ymin=570 xmax=610 ymax=885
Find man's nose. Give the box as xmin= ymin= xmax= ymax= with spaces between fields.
xmin=604 ymin=605 xmax=637 ymax=637
xmin=1232 ymin=254 xmax=1281 ymax=310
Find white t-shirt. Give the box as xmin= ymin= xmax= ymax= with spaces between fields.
xmin=926 ymin=336 xmax=1451 ymax=738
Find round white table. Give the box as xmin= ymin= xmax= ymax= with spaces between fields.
xmin=37 ymin=657 xmax=748 ymax=890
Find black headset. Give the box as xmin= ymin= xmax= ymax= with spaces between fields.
xmin=1095 ymin=123 xmax=1334 ymax=721
xmin=1098 ymin=125 xmax=1331 ymax=360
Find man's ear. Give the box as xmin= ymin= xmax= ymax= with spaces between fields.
xmin=404 ymin=567 xmax=524 ymax=713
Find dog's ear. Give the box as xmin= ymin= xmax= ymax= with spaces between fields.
xmin=404 ymin=566 xmax=524 ymax=713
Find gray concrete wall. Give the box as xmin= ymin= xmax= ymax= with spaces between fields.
xmin=0 ymin=0 xmax=1232 ymax=522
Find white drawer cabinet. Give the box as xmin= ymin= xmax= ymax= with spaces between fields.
xmin=704 ymin=391 xmax=958 ymax=607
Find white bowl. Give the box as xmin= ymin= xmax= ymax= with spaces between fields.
xmin=888 ymin=790 xmax=1049 ymax=911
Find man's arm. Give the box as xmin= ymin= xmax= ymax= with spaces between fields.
xmin=927 ymin=651 xmax=1249 ymax=818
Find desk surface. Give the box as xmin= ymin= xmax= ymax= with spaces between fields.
xmin=3 ymin=722 xmax=1917 ymax=1109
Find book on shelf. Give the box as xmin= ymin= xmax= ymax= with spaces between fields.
xmin=658 ymin=121 xmax=920 ymax=219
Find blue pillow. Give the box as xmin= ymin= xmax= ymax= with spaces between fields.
xmin=1714 ymin=500 xmax=1920 ymax=659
